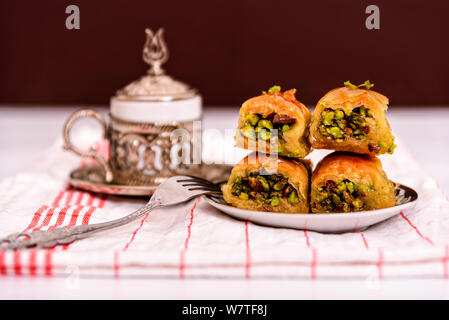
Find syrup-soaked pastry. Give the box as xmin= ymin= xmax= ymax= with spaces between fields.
xmin=310 ymin=151 xmax=397 ymax=213
xmin=309 ymin=82 xmax=396 ymax=156
xmin=222 ymin=152 xmax=310 ymax=213
xmin=235 ymin=86 xmax=311 ymax=158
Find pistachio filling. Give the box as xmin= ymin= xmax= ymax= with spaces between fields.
xmin=240 ymin=113 xmax=296 ymax=153
xmin=319 ymin=107 xmax=373 ymax=142
xmin=313 ymin=179 xmax=368 ymax=212
xmin=231 ymin=172 xmax=300 ymax=209
xmin=369 ymin=138 xmax=397 ymax=155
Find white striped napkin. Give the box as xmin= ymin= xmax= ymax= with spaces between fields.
xmin=0 ymin=137 xmax=448 ymax=280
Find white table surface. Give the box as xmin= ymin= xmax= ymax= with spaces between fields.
xmin=1 ymin=105 xmax=449 ymax=300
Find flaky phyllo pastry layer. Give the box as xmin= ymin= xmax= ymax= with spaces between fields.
xmin=309 ymin=86 xmax=396 ymax=156
xmin=222 ymin=152 xmax=310 ymax=213
xmin=234 ymin=87 xmax=311 ymax=158
xmin=310 ymin=152 xmax=396 ymax=213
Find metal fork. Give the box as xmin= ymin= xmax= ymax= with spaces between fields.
xmin=0 ymin=175 xmax=222 ymax=250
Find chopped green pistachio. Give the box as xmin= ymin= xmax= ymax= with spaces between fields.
xmin=232 ymin=172 xmax=299 ymax=206
xmin=257 ymin=120 xmax=273 ymax=130
xmin=346 ymin=181 xmax=355 ymax=194
xmin=331 ymin=193 xmax=341 ymax=205
xmin=335 ymin=110 xmax=345 ymax=120
xmin=378 ymin=141 xmax=388 ymax=150
xmin=388 ymin=144 xmax=397 ymax=154
xmin=287 ymin=190 xmax=299 ymax=204
xmin=319 ymin=125 xmax=328 ymax=136
xmin=245 ymin=113 xmax=260 ymax=126
xmin=282 ymin=124 xmax=290 ymax=132
xmin=256 ymin=176 xmax=270 ymax=191
xmin=336 ymin=120 xmax=346 ymax=130
xmin=239 ymin=192 xmax=249 ymax=200
xmin=361 ymin=80 xmax=374 ymax=89
xmin=257 ymin=129 xmax=271 ymax=141
xmin=351 ymin=115 xmax=364 ymax=125
xmin=273 ymin=180 xmax=287 ymax=191
xmin=270 ymin=197 xmax=280 ymax=206
xmin=270 ymin=191 xmax=281 ymax=197
xmin=240 ymin=125 xmax=256 ymax=140
xmin=320 ymin=101 xmax=327 ymax=107
xmin=268 ymin=85 xmax=281 ymax=94
xmin=336 ymin=182 xmax=346 ymax=193
xmin=316 ymin=191 xmax=329 ymax=202
xmin=340 ymin=202 xmax=350 ymax=212
xmin=344 ymin=80 xmax=374 ymax=90
xmin=353 ymin=199 xmax=363 ymax=209
xmin=329 ymin=127 xmax=343 ymax=139
xmin=231 ymin=184 xmax=242 ymax=195
xmin=344 ymin=81 xmax=358 ymax=89
xmin=322 ymin=111 xmax=335 ymax=126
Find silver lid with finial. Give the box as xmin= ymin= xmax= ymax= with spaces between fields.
xmin=111 ymin=28 xmax=202 ymax=122
xmin=115 ymin=28 xmax=197 ymax=102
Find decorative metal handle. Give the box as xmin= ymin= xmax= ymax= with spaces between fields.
xmin=0 ymin=200 xmax=161 ymax=250
xmin=62 ymin=109 xmax=114 ymax=183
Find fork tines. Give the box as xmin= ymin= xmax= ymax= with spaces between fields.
xmin=176 ymin=176 xmax=221 ymax=192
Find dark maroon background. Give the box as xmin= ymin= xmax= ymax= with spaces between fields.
xmin=1 ymin=0 xmax=448 ymax=106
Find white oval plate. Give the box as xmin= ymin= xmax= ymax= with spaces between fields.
xmin=204 ymin=184 xmax=418 ymax=233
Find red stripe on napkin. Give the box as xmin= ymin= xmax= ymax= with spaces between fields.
xmin=0 ymin=251 xmax=6 ymax=275
xmin=377 ymin=249 xmax=384 ymax=280
xmin=51 ymin=191 xmax=65 ymax=207
xmin=400 ymin=212 xmax=434 ymax=246
xmin=44 ymin=248 xmax=55 ymax=276
xmin=122 ymin=215 xmax=148 ymax=252
xmin=65 ymin=190 xmax=75 ymax=206
xmin=179 ymin=198 xmax=200 ymax=279
xmin=311 ymin=247 xmax=317 ymax=279
xmin=303 ymin=231 xmax=318 ymax=279
xmin=47 ymin=207 xmax=69 ymax=231
xmin=29 ymin=250 xmax=37 ymax=276
xmin=86 ymin=194 xmax=95 ymax=206
xmin=33 ymin=207 xmax=55 ymax=232
xmin=24 ymin=205 xmax=48 ymax=232
xmin=98 ymin=195 xmax=107 ymax=208
xmin=245 ymin=221 xmax=251 ymax=279
xmin=74 ymin=192 xmax=85 ymax=205
xmin=443 ymin=245 xmax=449 ymax=279
xmin=114 ymin=251 xmax=120 ymax=278
xmin=304 ymin=230 xmax=311 ymax=248
xmin=360 ymin=232 xmax=369 ymax=249
xmin=65 ymin=206 xmax=84 ymax=228
xmin=13 ymin=251 xmax=21 ymax=276
xmin=81 ymin=206 xmax=96 ymax=225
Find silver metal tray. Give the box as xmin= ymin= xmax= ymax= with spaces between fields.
xmin=69 ymin=164 xmax=232 ymax=196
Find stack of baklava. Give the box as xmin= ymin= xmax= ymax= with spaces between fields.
xmin=222 ymin=82 xmax=397 ymax=214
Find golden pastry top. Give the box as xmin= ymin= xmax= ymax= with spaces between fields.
xmin=317 ymin=87 xmax=389 ymax=111
xmin=239 ymin=89 xmax=311 ymax=122
xmin=313 ymin=151 xmax=383 ymax=182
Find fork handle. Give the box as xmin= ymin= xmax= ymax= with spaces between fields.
xmin=58 ymin=201 xmax=161 ymax=239
xmin=1 ymin=200 xmax=161 ymax=250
